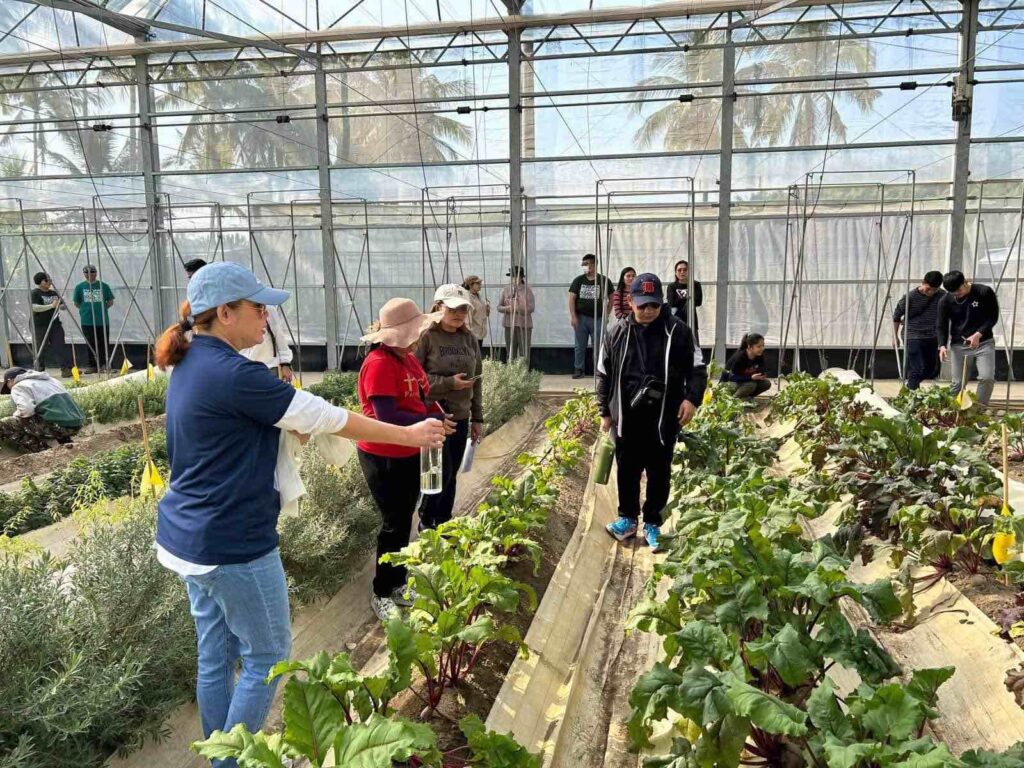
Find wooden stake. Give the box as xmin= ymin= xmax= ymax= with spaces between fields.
xmin=961 ymin=354 xmax=970 ymax=398
xmin=137 ymin=395 xmax=153 ymax=468
xmin=1003 ymin=424 xmax=1012 ymax=586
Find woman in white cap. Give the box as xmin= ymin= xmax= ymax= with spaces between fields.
xmin=356 ymin=296 xmax=456 ymax=620
xmin=153 ymin=263 xmax=443 ymax=763
xmin=418 ymin=284 xmax=483 ymax=531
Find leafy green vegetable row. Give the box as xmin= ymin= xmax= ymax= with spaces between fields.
xmin=626 ymin=385 xmax=1023 ymax=767
xmin=0 ymin=433 xmax=170 ymax=536
xmin=0 ymin=375 xmax=168 ymax=426
xmin=192 ymin=393 xmax=600 ymax=768
xmin=770 ymin=374 xmax=1010 ymax=591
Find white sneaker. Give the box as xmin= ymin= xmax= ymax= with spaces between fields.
xmin=370 ymin=593 xmax=400 ymax=622
xmin=391 ymin=585 xmax=418 ymax=608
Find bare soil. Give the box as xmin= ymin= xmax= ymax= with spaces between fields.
xmin=950 ymin=568 xmax=1024 ymax=653
xmin=0 ymin=415 xmax=166 ymax=488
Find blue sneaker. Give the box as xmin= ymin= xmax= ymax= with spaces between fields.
xmin=643 ymin=524 xmax=663 ymax=553
xmin=606 ymin=516 xmax=638 ymax=541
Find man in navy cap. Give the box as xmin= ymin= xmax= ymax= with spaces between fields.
xmin=596 ymin=272 xmax=699 ymax=552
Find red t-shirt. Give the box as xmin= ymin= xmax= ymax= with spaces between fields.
xmin=357 ymin=347 xmax=430 ymax=458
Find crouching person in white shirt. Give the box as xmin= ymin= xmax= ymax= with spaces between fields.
xmin=0 ymin=368 xmax=86 ymax=452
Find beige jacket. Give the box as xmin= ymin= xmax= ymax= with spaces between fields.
xmin=467 ymin=292 xmax=489 ymax=340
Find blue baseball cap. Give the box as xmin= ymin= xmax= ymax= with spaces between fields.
xmin=631 ymin=273 xmax=663 ymax=306
xmin=187 ymin=261 xmax=289 ymax=318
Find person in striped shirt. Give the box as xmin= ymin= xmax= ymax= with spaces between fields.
xmin=892 ymin=271 xmax=944 ymax=390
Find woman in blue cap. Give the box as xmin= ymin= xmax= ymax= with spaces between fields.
xmin=153 ymin=262 xmax=444 ymax=761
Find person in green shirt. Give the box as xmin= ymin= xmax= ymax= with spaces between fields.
xmin=72 ymin=265 xmax=114 ymax=373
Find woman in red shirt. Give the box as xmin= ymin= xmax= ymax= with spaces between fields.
xmin=610 ymin=266 xmax=636 ymax=321
xmin=357 ymin=297 xmax=453 ymax=621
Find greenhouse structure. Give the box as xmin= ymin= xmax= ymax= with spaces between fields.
xmin=7 ymin=2 xmax=1024 ymax=768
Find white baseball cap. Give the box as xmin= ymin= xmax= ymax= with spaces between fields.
xmin=433 ymin=283 xmax=473 ymax=309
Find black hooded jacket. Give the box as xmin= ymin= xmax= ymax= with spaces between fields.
xmin=596 ymin=305 xmax=700 ymax=445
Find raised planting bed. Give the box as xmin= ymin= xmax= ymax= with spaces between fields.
xmin=105 ymin=398 xmax=569 ymax=768
xmin=486 ymin=459 xmax=663 ymax=768
xmin=601 ymin=382 xmax=1024 ymax=768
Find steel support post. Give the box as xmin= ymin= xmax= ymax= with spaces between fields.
xmin=714 ymin=23 xmax=736 ymax=365
xmin=509 ymin=27 xmax=524 ymax=274
xmin=315 ymin=44 xmax=340 ymax=369
xmin=948 ymin=0 xmax=979 ymax=272
xmin=135 ymin=45 xmax=167 ymax=333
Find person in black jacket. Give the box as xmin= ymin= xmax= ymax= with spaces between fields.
xmin=937 ymin=270 xmax=1000 ymax=405
xmin=721 ymin=333 xmax=770 ymax=398
xmin=596 ymin=272 xmax=699 ymax=553
xmin=666 ymin=259 xmax=703 ymax=346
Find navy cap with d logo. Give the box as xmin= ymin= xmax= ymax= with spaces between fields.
xmin=630 ymin=272 xmax=663 ymax=306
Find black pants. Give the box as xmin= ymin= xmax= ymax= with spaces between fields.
xmin=33 ymin=322 xmax=69 ymax=371
xmin=614 ymin=410 xmax=675 ymax=526
xmin=358 ymin=449 xmax=421 ymax=598
xmin=82 ymin=324 xmax=109 ymax=370
xmin=418 ymin=417 xmax=469 ymax=530
xmin=906 ymin=337 xmax=940 ymax=390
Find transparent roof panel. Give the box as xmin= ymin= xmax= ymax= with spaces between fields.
xmin=0 ymin=1 xmax=698 ymax=57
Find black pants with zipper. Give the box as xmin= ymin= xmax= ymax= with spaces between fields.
xmin=614 ymin=404 xmax=676 ymax=526
xmin=358 ymin=449 xmax=421 ymax=597
xmin=418 ymin=417 xmax=469 ymax=530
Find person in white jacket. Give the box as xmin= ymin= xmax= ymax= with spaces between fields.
xmin=0 ymin=368 xmax=86 ymax=452
xmin=184 ymin=259 xmax=295 ymax=381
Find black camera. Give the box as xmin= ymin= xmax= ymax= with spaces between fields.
xmin=630 ymin=376 xmax=665 ymax=408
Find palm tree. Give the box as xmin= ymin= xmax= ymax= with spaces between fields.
xmin=333 ymin=52 xmax=474 ymax=165
xmin=631 ymin=31 xmax=736 ymax=152
xmin=631 ymin=24 xmax=879 ymax=151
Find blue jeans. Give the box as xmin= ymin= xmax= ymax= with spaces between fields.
xmin=574 ymin=314 xmax=597 ymax=371
xmin=905 ymin=337 xmax=940 ymax=390
xmin=181 ymin=548 xmax=292 ymax=768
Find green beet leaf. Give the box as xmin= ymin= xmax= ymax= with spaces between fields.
xmin=328 ymin=713 xmax=439 ymax=768
xmin=860 ymin=684 xmax=926 ymax=742
xmin=744 ymin=624 xmax=817 ymax=688
xmin=725 ymin=677 xmax=808 ymax=737
xmin=281 ymin=676 xmax=345 ymax=767
xmin=460 ymin=714 xmax=542 ymax=768
xmin=807 ymin=679 xmax=855 ymax=742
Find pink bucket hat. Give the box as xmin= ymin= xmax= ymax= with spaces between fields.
xmin=360 ymin=298 xmax=441 ymax=348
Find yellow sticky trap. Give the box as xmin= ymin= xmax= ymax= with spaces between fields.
xmin=71 ymin=365 xmax=80 ymax=383
xmin=957 ymin=389 xmax=974 ymax=410
xmin=292 ymin=376 xmax=302 ymax=390
xmin=146 ymin=363 xmax=155 ymax=381
xmin=120 ymin=358 xmax=132 ymax=376
xmin=139 ymin=460 xmax=165 ymax=497
xmin=702 ymin=385 xmax=713 ymax=406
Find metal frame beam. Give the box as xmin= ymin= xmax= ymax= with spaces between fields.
xmin=314 ymin=44 xmax=339 ymax=369
xmin=134 ymin=42 xmax=166 ymax=333
xmin=949 ymin=0 xmax=979 ymax=272
xmin=0 ymin=0 xmax=895 ymax=67
xmin=715 ymin=18 xmax=736 ymax=365
xmin=509 ymin=26 xmax=523 ymax=273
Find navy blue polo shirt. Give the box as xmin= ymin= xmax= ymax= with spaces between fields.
xmin=157 ymin=335 xmax=296 ymax=565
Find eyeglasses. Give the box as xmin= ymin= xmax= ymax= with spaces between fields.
xmin=240 ymin=300 xmax=268 ymax=317
xmin=636 ymin=303 xmax=661 ymax=312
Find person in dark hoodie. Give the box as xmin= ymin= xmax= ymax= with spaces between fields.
xmin=0 ymin=367 xmax=86 ymax=452
xmin=936 ymin=270 xmax=1000 ymax=405
xmin=596 ymin=273 xmax=699 ymax=553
